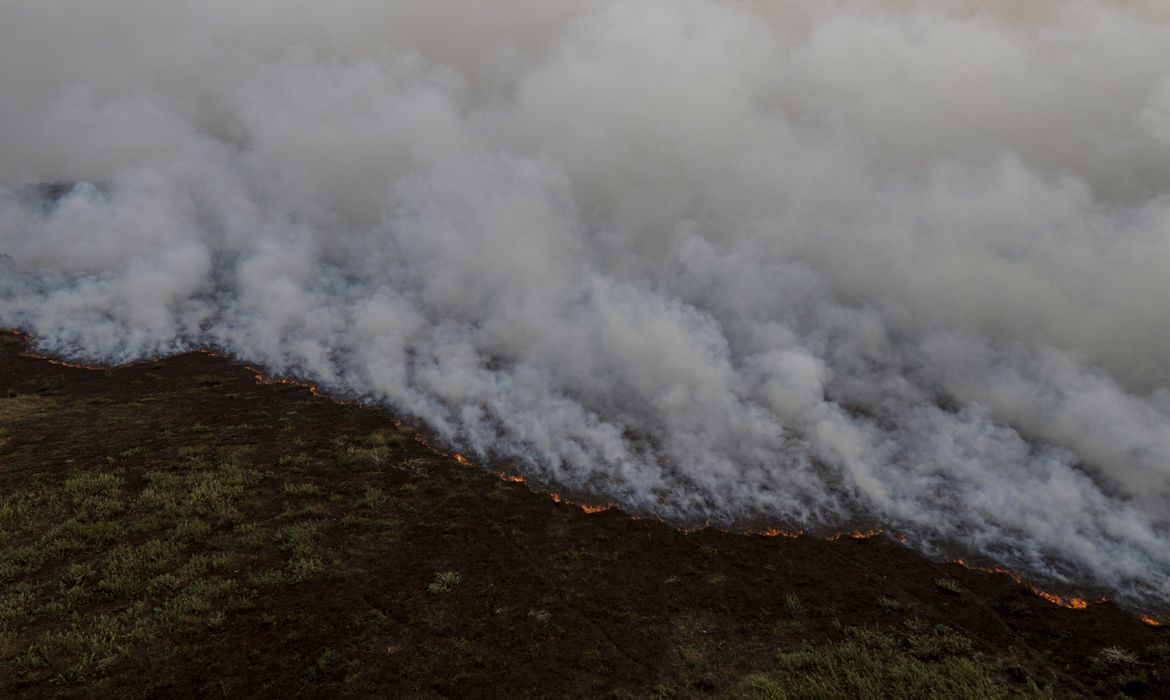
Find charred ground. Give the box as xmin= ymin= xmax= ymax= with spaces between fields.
xmin=1 ymin=332 xmax=1167 ymax=698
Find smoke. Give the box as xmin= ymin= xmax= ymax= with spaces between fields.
xmin=3 ymin=0 xmax=1170 ymax=605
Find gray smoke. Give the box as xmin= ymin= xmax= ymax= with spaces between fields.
xmin=3 ymin=0 xmax=1170 ymax=606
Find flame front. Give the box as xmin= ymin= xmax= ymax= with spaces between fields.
xmin=12 ymin=336 xmax=1166 ymax=628
xmin=953 ymin=559 xmax=1091 ymax=610
xmin=548 ymin=491 xmax=613 ymax=513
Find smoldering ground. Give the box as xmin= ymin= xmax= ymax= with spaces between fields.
xmin=2 ymin=1 xmax=1170 ymax=606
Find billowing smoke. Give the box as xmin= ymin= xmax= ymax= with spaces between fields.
xmin=3 ymin=1 xmax=1170 ymax=606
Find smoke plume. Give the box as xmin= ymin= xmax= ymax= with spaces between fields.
xmin=3 ymin=1 xmax=1170 ymax=606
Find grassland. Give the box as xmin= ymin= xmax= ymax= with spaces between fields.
xmin=1 ymin=331 xmax=1167 ymax=698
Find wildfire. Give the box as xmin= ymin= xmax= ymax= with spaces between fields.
xmin=830 ymin=529 xmax=884 ymax=541
xmin=14 ymin=334 xmax=1166 ymax=630
xmin=251 ymin=372 xmax=320 ymax=396
xmin=1033 ymin=590 xmax=1090 ymax=610
xmin=953 ymin=559 xmax=1091 ymax=610
xmin=547 ymin=491 xmax=613 ymax=513
xmin=21 ymin=351 xmax=108 ymax=371
xmin=761 ymin=527 xmax=804 ymax=538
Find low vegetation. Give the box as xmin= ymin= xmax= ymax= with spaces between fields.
xmin=1 ymin=334 xmax=1167 ymax=698
xmin=736 ymin=623 xmax=1051 ymax=699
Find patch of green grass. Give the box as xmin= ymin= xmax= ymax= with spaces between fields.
xmin=278 ymin=452 xmax=315 ymax=468
xmin=734 ymin=624 xmax=1052 ymax=699
xmin=902 ymin=618 xmax=974 ymax=660
xmin=355 ymin=489 xmax=388 ymax=510
xmin=98 ymin=540 xmax=186 ymax=595
xmin=0 ymin=447 xmax=340 ymax=688
xmin=784 ymin=593 xmax=804 ymax=618
xmin=282 ymin=482 xmax=323 ymax=497
xmin=0 ymin=394 xmax=55 ymax=421
xmin=138 ymin=460 xmax=263 ymax=524
xmin=935 ymin=576 xmax=963 ymax=594
xmin=428 ymin=570 xmax=461 ymax=594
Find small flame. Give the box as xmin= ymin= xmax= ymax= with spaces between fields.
xmin=1033 ymin=590 xmax=1089 ymax=609
xmin=453 ymin=453 xmax=471 ymax=465
xmin=1141 ymin=614 xmax=1164 ymax=627
xmin=830 ymin=528 xmax=884 ymax=541
xmin=22 ymin=352 xmax=107 ymax=371
xmin=547 ymin=491 xmax=613 ymax=513
xmin=251 ymin=371 xmax=320 ymax=396
xmin=761 ymin=528 xmax=804 ymax=538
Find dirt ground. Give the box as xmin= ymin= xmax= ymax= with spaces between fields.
xmin=1 ymin=331 xmax=1167 ymax=698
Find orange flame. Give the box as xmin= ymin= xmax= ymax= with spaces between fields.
xmin=830 ymin=528 xmax=884 ymax=541
xmin=1033 ymin=590 xmax=1089 ymax=609
xmin=251 ymin=371 xmax=320 ymax=396
xmin=953 ymin=559 xmax=1092 ymax=610
xmin=1140 ymin=614 xmax=1163 ymax=627
xmin=453 ymin=453 xmax=471 ymax=465
xmin=761 ymin=528 xmax=804 ymax=538
xmin=22 ymin=353 xmax=106 ymax=371
xmin=547 ymin=491 xmax=614 ymax=513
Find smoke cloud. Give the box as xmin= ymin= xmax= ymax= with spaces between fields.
xmin=3 ymin=1 xmax=1170 ymax=606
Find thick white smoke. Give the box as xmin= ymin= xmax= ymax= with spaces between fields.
xmin=2 ymin=0 xmax=1170 ymax=605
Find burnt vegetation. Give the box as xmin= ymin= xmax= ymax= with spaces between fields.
xmin=0 ymin=331 xmax=1167 ymax=698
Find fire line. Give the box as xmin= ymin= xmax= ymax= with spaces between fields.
xmin=13 ymin=333 xmax=1165 ymax=627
